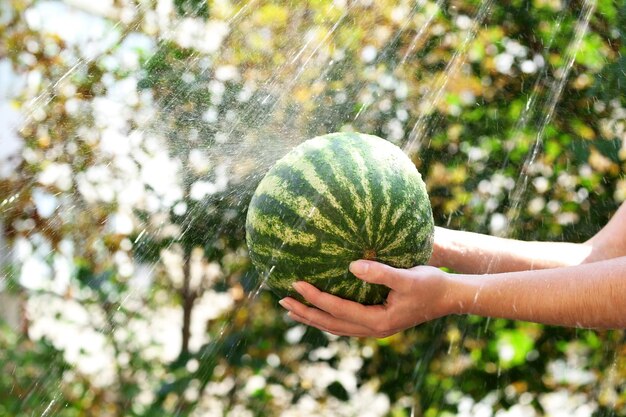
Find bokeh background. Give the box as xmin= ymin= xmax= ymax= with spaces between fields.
xmin=1 ymin=0 xmax=625 ymax=416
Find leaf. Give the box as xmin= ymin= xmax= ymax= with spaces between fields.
xmin=575 ymin=33 xmax=609 ymax=73
xmin=493 ymin=329 xmax=535 ymax=369
xmin=327 ymin=380 xmax=350 ymax=401
xmin=174 ymin=0 xmax=209 ymax=18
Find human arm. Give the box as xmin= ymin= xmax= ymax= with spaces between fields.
xmin=280 ymin=256 xmax=626 ymax=337
xmin=430 ymin=202 xmax=626 ymax=273
xmin=429 ymin=227 xmax=592 ymax=273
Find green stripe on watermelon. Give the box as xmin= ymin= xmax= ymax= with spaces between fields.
xmin=247 ymin=195 xmax=360 ymax=271
xmin=248 ymin=188 xmax=361 ymax=252
xmin=276 ymin=145 xmax=362 ymax=236
xmin=268 ymin=165 xmax=363 ymax=246
xmin=316 ymin=142 xmax=367 ymax=222
xmin=355 ymin=134 xmax=391 ymax=247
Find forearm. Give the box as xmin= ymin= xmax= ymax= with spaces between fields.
xmin=446 ymin=256 xmax=626 ymax=329
xmin=429 ymin=226 xmax=593 ymax=274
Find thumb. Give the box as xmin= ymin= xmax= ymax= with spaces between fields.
xmin=349 ymin=260 xmax=409 ymax=291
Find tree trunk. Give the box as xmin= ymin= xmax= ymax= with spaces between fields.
xmin=180 ymin=249 xmax=196 ymax=356
xmin=0 ymin=219 xmax=22 ymax=332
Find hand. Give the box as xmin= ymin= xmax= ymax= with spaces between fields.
xmin=278 ymin=260 xmax=454 ymax=338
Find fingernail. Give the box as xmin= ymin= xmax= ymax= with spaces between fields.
xmin=292 ymin=281 xmax=305 ymax=293
xmin=279 ymin=298 xmax=291 ymax=310
xmin=350 ymin=260 xmax=369 ymax=275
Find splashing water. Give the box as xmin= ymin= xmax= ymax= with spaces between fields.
xmin=507 ymin=0 xmax=597 ymax=223
xmin=397 ymin=0 xmax=442 ymax=69
xmin=403 ymin=0 xmax=495 ymax=155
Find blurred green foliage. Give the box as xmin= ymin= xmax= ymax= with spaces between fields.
xmin=1 ymin=0 xmax=625 ymax=416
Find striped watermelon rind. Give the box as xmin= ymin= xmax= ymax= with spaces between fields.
xmin=246 ymin=132 xmax=434 ymax=305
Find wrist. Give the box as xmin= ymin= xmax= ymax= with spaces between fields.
xmin=442 ymin=273 xmax=477 ymax=316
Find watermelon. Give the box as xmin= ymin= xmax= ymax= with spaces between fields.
xmin=245 ymin=132 xmax=434 ymax=305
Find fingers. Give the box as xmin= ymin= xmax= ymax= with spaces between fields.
xmin=349 ymin=260 xmax=411 ymax=291
xmin=280 ymin=260 xmax=448 ymax=338
xmin=276 ymin=261 xmax=425 ymax=338
xmin=279 ymin=280 xmax=399 ymax=337
xmin=291 ymin=281 xmax=387 ymax=330
xmin=279 ymin=297 xmax=376 ymax=337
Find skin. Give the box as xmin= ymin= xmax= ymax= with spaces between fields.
xmin=279 ymin=202 xmax=626 ymax=337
